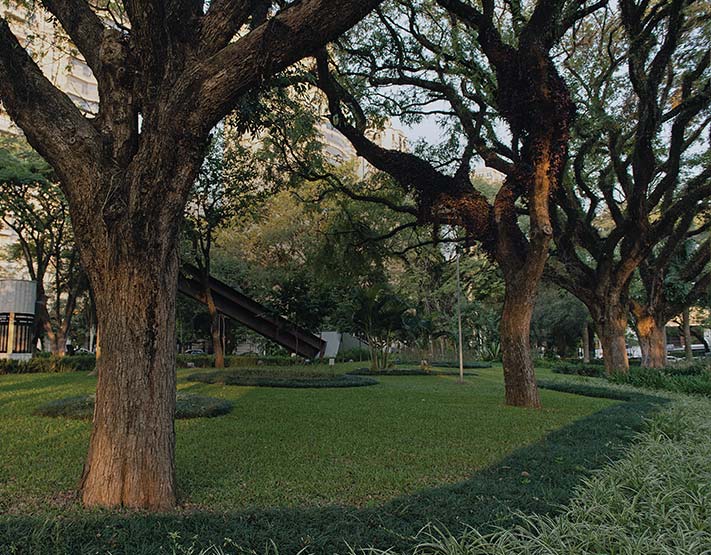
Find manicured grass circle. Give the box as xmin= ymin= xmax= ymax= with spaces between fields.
xmin=187 ymin=370 xmax=378 ymax=388
xmin=34 ymin=392 xmax=233 ymax=420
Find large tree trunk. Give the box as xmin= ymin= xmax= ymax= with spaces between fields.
xmin=582 ymin=321 xmax=591 ymax=363
xmin=47 ymin=330 xmax=67 ymax=356
xmin=205 ymin=287 xmax=225 ymax=368
xmin=596 ymin=306 xmax=629 ymax=374
xmin=80 ymin=248 xmax=178 ymax=510
xmin=683 ymin=307 xmax=693 ymax=361
xmin=499 ymin=277 xmax=541 ymax=409
xmin=630 ymin=301 xmax=667 ymax=368
xmin=636 ymin=316 xmax=667 ymax=368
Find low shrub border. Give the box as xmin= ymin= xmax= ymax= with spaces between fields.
xmin=187 ymin=370 xmax=378 ymax=388
xmin=537 ymin=379 xmax=632 ymax=401
xmin=550 ymin=362 xmax=606 ymax=377
xmin=0 ymin=355 xmax=96 ymax=374
xmin=34 ymin=392 xmax=233 ymax=419
xmin=347 ymin=368 xmax=478 ymax=377
xmin=1 ymin=353 xmax=312 ymax=374
xmin=394 ymin=360 xmax=491 ymax=369
xmin=177 ymin=354 xmax=303 ymax=368
xmin=608 ymin=363 xmax=711 ymax=397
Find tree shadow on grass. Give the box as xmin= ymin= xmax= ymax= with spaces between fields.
xmin=0 ymin=390 xmax=666 ymax=555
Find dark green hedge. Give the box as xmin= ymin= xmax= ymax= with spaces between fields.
xmin=608 ymin=364 xmax=711 ymax=396
xmin=347 ymin=368 xmax=478 ymax=377
xmin=537 ymin=379 xmax=632 ymax=401
xmin=551 ymin=362 xmax=606 ymax=378
xmin=177 ymin=354 xmax=303 ymax=368
xmin=426 ymin=361 xmax=491 ymax=369
xmin=0 ymin=354 xmax=308 ymax=374
xmin=0 ymin=355 xmax=96 ymax=374
xmin=34 ymin=392 xmax=233 ymax=419
xmin=187 ymin=370 xmax=378 ymax=388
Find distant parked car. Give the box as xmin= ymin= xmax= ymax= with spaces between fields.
xmin=184 ymin=349 xmax=206 ymax=355
xmin=75 ymin=347 xmax=93 ymax=355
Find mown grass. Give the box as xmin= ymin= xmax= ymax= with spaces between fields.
xmin=0 ymin=364 xmax=663 ymax=554
xmin=343 ymin=395 xmax=711 ymax=555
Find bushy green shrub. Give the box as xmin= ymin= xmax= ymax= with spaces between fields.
xmin=194 ymin=366 xmax=339 ymax=378
xmin=336 ymin=348 xmax=370 ymax=362
xmin=608 ymin=363 xmax=711 ymax=397
xmin=61 ymin=355 xmax=96 ymax=372
xmin=551 ymin=361 xmax=606 ymax=377
xmin=187 ymin=369 xmax=378 ymax=388
xmin=429 ymin=361 xmax=491 ymax=369
xmin=176 ymin=354 xmax=303 ymax=368
xmin=348 ymin=368 xmax=478 ymax=377
xmin=537 ymin=379 xmax=632 ymax=401
xmin=662 ymin=360 xmax=710 ymax=376
xmin=0 ymin=354 xmax=96 ymax=374
xmin=34 ymin=392 xmax=232 ymax=419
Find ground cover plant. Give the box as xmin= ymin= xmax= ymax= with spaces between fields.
xmin=392 ymin=361 xmax=492 ymax=370
xmin=34 ymin=393 xmax=233 ymax=420
xmin=608 ymin=362 xmax=711 ymax=397
xmin=348 ymin=368 xmax=478 ymax=377
xmin=0 ymin=355 xmax=96 ymax=374
xmin=176 ymin=354 xmax=304 ymax=369
xmin=0 ymin=364 xmax=663 ymax=554
xmin=550 ymin=362 xmax=606 ymax=378
xmin=537 ymin=379 xmax=634 ymax=402
xmin=429 ymin=361 xmax=492 ymax=369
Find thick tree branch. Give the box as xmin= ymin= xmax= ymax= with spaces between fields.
xmin=199 ymin=0 xmax=253 ymax=55
xmin=190 ymin=0 xmax=383 ymax=132
xmin=40 ymin=0 xmax=106 ymax=75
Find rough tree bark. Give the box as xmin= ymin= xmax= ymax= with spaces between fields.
xmin=590 ymin=303 xmax=629 ymax=375
xmin=498 ymin=273 xmax=540 ymax=408
xmin=204 ymin=285 xmax=225 ymax=368
xmin=636 ymin=318 xmax=666 ymax=368
xmin=582 ymin=321 xmax=591 ymax=363
xmin=80 ymin=248 xmax=179 ymax=509
xmin=683 ymin=307 xmax=693 ymax=361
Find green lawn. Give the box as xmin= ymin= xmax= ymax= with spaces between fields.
xmin=0 ymin=364 xmax=663 ymax=554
